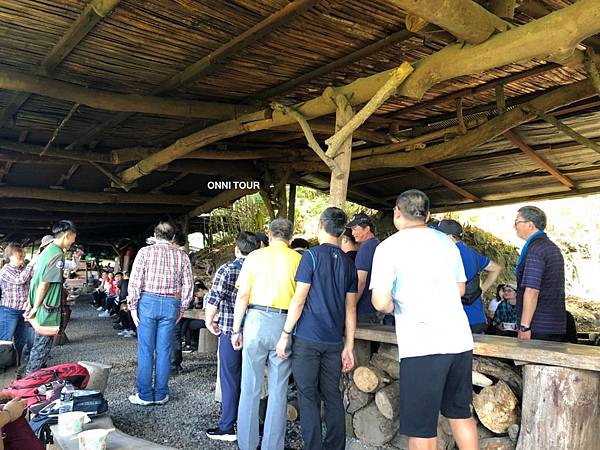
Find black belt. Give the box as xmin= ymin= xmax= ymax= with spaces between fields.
xmin=248 ymin=304 xmax=288 ymax=314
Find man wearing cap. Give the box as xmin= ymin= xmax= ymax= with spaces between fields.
xmin=25 ymin=221 xmax=78 ymax=374
xmin=231 ymin=218 xmax=301 ymax=450
xmin=513 ymin=206 xmax=566 ymax=341
xmin=436 ymin=219 xmax=501 ymax=334
xmin=347 ymin=213 xmax=380 ymax=324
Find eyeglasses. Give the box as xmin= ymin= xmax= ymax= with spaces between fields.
xmin=514 ymin=220 xmax=531 ymax=227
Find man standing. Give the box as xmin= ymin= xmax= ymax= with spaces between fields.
xmin=127 ymin=222 xmax=193 ymax=406
xmin=26 ymin=221 xmax=78 ymax=375
xmin=275 ymin=207 xmax=358 ymax=450
xmin=347 ymin=213 xmax=380 ymax=324
xmin=204 ymin=231 xmax=259 ymax=442
xmin=232 ymin=219 xmax=301 ymax=450
xmin=371 ymin=190 xmax=478 ymax=450
xmin=513 ymin=206 xmax=566 ymax=341
xmin=436 ymin=220 xmax=502 ymax=334
xmin=0 ymin=244 xmax=36 ymax=376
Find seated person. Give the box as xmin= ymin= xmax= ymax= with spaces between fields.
xmin=492 ymin=284 xmax=518 ymax=335
xmin=487 ymin=283 xmax=506 ymax=321
xmin=290 ymin=238 xmax=309 ymax=255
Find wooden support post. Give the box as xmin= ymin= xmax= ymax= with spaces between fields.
xmin=490 ymin=0 xmax=517 ymax=21
xmin=456 ymin=97 xmax=467 ymax=134
xmin=496 ymin=84 xmax=507 ymax=113
xmin=504 ymin=131 xmax=575 ymax=189
xmin=585 ymin=49 xmax=600 ymax=95
xmin=517 ymin=365 xmax=600 ymax=449
xmin=287 ymin=184 xmax=296 ymax=224
xmin=523 ymin=106 xmax=600 ymax=156
xmin=183 ymin=215 xmax=189 ymax=253
xmin=329 ymin=95 xmax=353 ymax=208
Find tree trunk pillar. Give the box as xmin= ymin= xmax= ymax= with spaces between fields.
xmin=329 ymin=94 xmax=353 ymax=208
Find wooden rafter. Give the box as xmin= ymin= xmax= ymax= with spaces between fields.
xmin=504 ymin=131 xmax=575 ymax=189
xmin=53 ymin=164 xmax=80 ymax=188
xmin=0 ymin=201 xmax=189 ymax=215
xmin=151 ymin=173 xmax=189 ymax=194
xmin=118 ymin=1 xmax=600 ymax=185
xmin=187 ymin=189 xmax=258 ymax=218
xmin=40 ymin=103 xmax=80 ymax=156
xmin=0 ymin=162 xmax=13 ymax=184
xmin=0 ymin=0 xmax=121 ymax=128
xmin=414 ymin=165 xmax=482 ymax=202
xmin=0 ymin=68 xmax=261 ymax=121
xmin=67 ymin=0 xmax=319 ymax=149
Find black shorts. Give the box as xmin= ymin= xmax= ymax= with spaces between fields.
xmin=399 ymin=350 xmax=473 ymax=438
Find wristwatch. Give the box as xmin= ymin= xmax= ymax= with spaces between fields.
xmin=517 ymin=324 xmax=531 ymax=332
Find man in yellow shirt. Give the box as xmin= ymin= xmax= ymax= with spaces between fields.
xmin=231 ymin=218 xmax=301 ymax=450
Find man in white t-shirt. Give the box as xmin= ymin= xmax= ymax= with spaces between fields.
xmin=370 ymin=190 xmax=478 ymax=450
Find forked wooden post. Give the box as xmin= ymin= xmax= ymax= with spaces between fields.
xmin=329 ymin=94 xmax=353 ymax=208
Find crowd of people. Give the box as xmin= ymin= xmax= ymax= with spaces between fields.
xmin=0 ymin=189 xmax=575 ymax=449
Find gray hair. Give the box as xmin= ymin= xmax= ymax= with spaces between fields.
xmin=518 ymin=205 xmax=547 ymax=230
xmin=154 ymin=222 xmax=177 ymax=241
xmin=269 ymin=218 xmax=294 ymax=241
xmin=395 ymin=189 xmax=429 ymax=221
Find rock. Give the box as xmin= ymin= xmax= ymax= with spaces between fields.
xmin=508 ymin=423 xmax=519 ymax=443
xmin=480 ymin=436 xmax=516 ymax=450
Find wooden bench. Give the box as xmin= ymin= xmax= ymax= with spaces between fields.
xmin=354 ymin=324 xmax=600 ymax=449
xmin=50 ymin=415 xmax=177 ymax=450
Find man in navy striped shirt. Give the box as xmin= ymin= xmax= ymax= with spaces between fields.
xmin=513 ymin=206 xmax=566 ymax=342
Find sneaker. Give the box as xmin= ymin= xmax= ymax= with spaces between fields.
xmin=122 ymin=330 xmax=135 ymax=338
xmin=96 ymin=306 xmax=104 ymax=311
xmin=182 ymin=345 xmax=194 ymax=354
xmin=117 ymin=330 xmax=127 ymax=336
xmin=128 ymin=393 xmax=153 ymax=406
xmin=98 ymin=310 xmax=110 ymax=318
xmin=206 ymin=427 xmax=236 ymax=442
xmin=154 ymin=395 xmax=169 ymax=405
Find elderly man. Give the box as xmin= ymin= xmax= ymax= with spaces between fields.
xmin=371 ymin=190 xmax=478 ymax=450
xmin=346 ymin=213 xmax=380 ymax=324
xmin=232 ymin=218 xmax=301 ymax=450
xmin=127 ymin=222 xmax=193 ymax=406
xmin=26 ymin=221 xmax=78 ymax=375
xmin=436 ymin=220 xmax=502 ymax=334
xmin=513 ymin=206 xmax=566 ymax=342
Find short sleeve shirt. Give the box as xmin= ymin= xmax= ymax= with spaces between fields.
xmin=455 ymin=241 xmax=490 ymax=326
xmin=294 ymin=244 xmax=358 ymax=344
xmin=370 ymin=228 xmax=472 ymax=359
xmin=29 ymin=243 xmax=65 ymax=327
xmin=355 ymin=237 xmax=380 ymax=315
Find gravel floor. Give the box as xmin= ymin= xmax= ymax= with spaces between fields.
xmin=46 ymin=296 xmax=308 ymax=450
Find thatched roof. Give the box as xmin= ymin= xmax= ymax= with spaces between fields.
xmin=0 ymin=0 xmax=599 ymax=241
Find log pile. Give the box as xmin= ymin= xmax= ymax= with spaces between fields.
xmin=344 ymin=344 xmax=524 ymax=449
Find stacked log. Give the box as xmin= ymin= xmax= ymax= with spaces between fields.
xmin=344 ymin=343 xmax=524 ymax=449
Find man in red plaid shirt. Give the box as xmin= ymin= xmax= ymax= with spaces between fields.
xmin=127 ymin=222 xmax=193 ymax=406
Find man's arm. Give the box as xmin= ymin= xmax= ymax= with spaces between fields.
xmin=518 ymin=287 xmax=539 ymax=340
xmin=27 ymin=282 xmax=50 ymax=319
xmin=1 ymin=261 xmax=35 ymax=285
xmin=458 ymin=281 xmax=466 ymax=297
xmin=231 ymin=284 xmax=250 ymax=350
xmin=372 ymin=288 xmax=393 ymax=314
xmin=276 ymin=282 xmax=311 ymax=359
xmin=204 ymin=264 xmax=230 ymax=335
xmin=356 ymin=270 xmax=368 ymax=301
xmin=179 ymin=255 xmax=194 ymax=312
xmin=342 ymin=292 xmax=358 ymax=372
xmin=480 ymin=261 xmax=502 ymax=297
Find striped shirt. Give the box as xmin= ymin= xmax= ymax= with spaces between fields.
xmin=205 ymin=257 xmax=244 ymax=335
xmin=127 ymin=240 xmax=193 ymax=312
xmin=516 ymin=234 xmax=566 ymax=335
xmin=0 ymin=262 xmax=35 ymax=310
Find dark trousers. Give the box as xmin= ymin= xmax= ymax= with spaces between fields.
xmin=25 ymin=333 xmax=53 ymax=375
xmin=291 ymin=337 xmax=345 ymax=450
xmin=171 ymin=322 xmax=183 ymax=367
xmin=118 ymin=309 xmax=136 ymax=331
xmin=218 ymin=333 xmax=242 ymax=431
xmin=181 ymin=318 xmax=206 ymax=345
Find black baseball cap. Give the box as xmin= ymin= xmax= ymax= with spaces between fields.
xmin=436 ymin=219 xmax=463 ymax=237
xmin=346 ymin=213 xmax=372 ymax=228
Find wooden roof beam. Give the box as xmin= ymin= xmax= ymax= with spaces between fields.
xmin=391 ymin=0 xmax=509 ymax=44
xmin=67 ymin=0 xmax=319 ymax=149
xmin=414 ymin=165 xmax=482 ymax=202
xmin=187 ymin=189 xmax=259 ymax=218
xmin=504 ymin=131 xmax=575 ymax=189
xmin=52 ymin=164 xmax=80 ymax=188
xmin=351 ymin=78 xmax=598 ymax=171
xmin=0 ymin=68 xmax=261 ymax=121
xmin=0 ymin=0 xmax=121 ymax=128
xmin=0 ymin=200 xmax=189 ymax=215
xmin=118 ymin=0 xmax=600 ymax=185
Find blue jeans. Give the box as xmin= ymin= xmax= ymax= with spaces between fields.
xmin=0 ymin=306 xmax=34 ymax=362
xmin=136 ymin=293 xmax=179 ymax=402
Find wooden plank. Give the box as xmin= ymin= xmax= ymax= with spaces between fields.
xmin=354 ymin=325 xmax=600 ymax=372
xmin=414 ymin=165 xmax=482 ymax=201
xmin=504 ymin=130 xmax=575 ymax=189
xmin=0 ymin=0 xmax=121 ymax=128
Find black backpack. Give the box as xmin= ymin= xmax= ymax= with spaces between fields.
xmin=461 ymin=257 xmax=482 ymax=306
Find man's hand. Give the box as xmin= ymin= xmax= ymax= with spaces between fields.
xmin=276 ymin=335 xmax=289 ymax=360
xmin=518 ymin=330 xmax=532 ymax=340
xmin=3 ymin=397 xmax=26 ymax=421
xmin=131 ymin=309 xmax=140 ymax=327
xmin=176 ymin=310 xmax=184 ymax=323
xmin=207 ymin=322 xmax=221 ymax=336
xmin=341 ymin=347 xmax=355 ymax=373
xmin=26 ymin=306 xmax=38 ymax=320
xmin=231 ymin=332 xmax=243 ymax=351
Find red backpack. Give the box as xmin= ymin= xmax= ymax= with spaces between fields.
xmin=2 ymin=363 xmax=89 ymax=406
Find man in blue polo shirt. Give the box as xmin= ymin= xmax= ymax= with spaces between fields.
xmin=347 ymin=213 xmax=380 ymax=324
xmin=437 ymin=220 xmax=501 ymax=334
xmin=276 ymin=207 xmax=358 ymax=450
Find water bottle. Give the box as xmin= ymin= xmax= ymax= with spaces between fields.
xmin=58 ymin=381 xmax=75 ymax=414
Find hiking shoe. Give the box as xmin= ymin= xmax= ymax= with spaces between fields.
xmin=182 ymin=345 xmax=194 ymax=353
xmin=128 ymin=393 xmax=153 ymax=406
xmin=122 ymin=330 xmax=135 ymax=338
xmin=96 ymin=306 xmax=104 ymax=311
xmin=154 ymin=395 xmax=169 ymax=405
xmin=98 ymin=310 xmax=110 ymax=318
xmin=206 ymin=427 xmax=236 ymax=442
